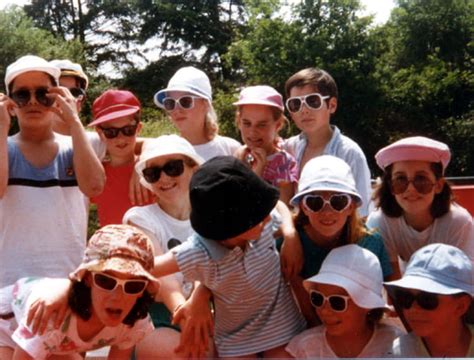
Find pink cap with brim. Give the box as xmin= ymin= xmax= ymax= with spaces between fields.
xmin=375 ymin=136 xmax=451 ymax=172
xmin=89 ymin=89 xmax=141 ymax=127
xmin=233 ymin=85 xmax=284 ymax=111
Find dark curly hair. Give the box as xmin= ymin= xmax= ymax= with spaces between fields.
xmin=373 ymin=162 xmax=452 ymax=218
xmin=68 ymin=276 xmax=154 ymax=327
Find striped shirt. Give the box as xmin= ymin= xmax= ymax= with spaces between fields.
xmin=173 ymin=214 xmax=306 ymax=357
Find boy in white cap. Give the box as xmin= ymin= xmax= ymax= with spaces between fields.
xmin=0 ymin=55 xmax=105 ymax=358
xmin=385 ymin=243 xmax=474 ymax=357
xmin=286 ymin=244 xmax=403 ymax=358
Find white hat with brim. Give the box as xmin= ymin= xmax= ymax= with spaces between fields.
xmin=136 ymin=135 xmax=204 ymax=191
xmin=5 ymin=55 xmax=60 ymax=94
xmin=50 ymin=59 xmax=89 ymax=89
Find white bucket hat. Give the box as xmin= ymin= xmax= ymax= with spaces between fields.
xmin=5 ymin=55 xmax=60 ymax=94
xmin=304 ymin=244 xmax=389 ymax=310
xmin=135 ymin=134 xmax=204 ymax=191
xmin=154 ymin=66 xmax=212 ymax=108
xmin=384 ymin=243 xmax=474 ymax=296
xmin=50 ymin=59 xmax=89 ymax=90
xmin=290 ymin=155 xmax=362 ymax=206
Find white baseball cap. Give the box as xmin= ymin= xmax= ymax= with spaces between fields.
xmin=304 ymin=244 xmax=389 ymax=310
xmin=50 ymin=59 xmax=89 ymax=89
xmin=154 ymin=66 xmax=212 ymax=108
xmin=135 ymin=135 xmax=204 ymax=191
xmin=290 ymin=155 xmax=362 ymax=206
xmin=5 ymin=55 xmax=60 ymax=94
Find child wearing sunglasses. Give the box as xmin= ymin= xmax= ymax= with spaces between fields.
xmin=384 ymin=243 xmax=474 ymax=357
xmin=87 ymin=89 xmax=154 ymax=226
xmin=286 ymin=245 xmax=403 ymax=358
xmin=367 ymin=136 xmax=473 ymax=280
xmin=233 ymin=85 xmax=298 ymax=205
xmin=282 ymin=67 xmax=372 ymax=217
xmin=153 ymin=66 xmax=240 ymax=161
xmin=0 ymin=224 xmax=156 ymax=360
xmin=284 ymin=155 xmax=392 ymax=326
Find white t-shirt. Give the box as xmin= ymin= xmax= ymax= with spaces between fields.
xmin=286 ymin=322 xmax=404 ymax=358
xmin=367 ymin=204 xmax=474 ymax=265
xmin=193 ymin=135 xmax=241 ymax=162
xmin=123 ymin=204 xmax=194 ymax=297
xmin=86 ymin=131 xmax=107 ymax=160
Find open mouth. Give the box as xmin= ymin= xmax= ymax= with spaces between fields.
xmin=105 ymin=308 xmax=123 ymax=318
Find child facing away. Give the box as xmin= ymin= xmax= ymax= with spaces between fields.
xmin=153 ymin=66 xmax=240 ymax=161
xmin=385 ymin=243 xmax=474 ymax=357
xmin=367 ymin=136 xmax=474 ymax=279
xmin=280 ymin=155 xmax=392 ymax=326
xmin=287 ymin=244 xmax=404 ymax=358
xmin=88 ymin=89 xmax=154 ymax=226
xmin=282 ymin=67 xmax=372 ymax=216
xmin=233 ymin=85 xmax=298 ymax=205
xmin=0 ymin=224 xmax=157 ymax=360
xmin=152 ymin=156 xmax=306 ymax=358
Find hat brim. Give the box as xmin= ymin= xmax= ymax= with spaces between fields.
xmin=232 ymin=99 xmax=284 ymax=111
xmin=154 ymin=87 xmax=211 ymax=108
xmin=304 ymin=272 xmax=389 ymax=310
xmin=375 ymin=145 xmax=450 ymax=171
xmin=88 ymin=107 xmax=140 ymax=127
xmin=6 ymin=67 xmax=60 ymax=94
xmin=290 ymin=185 xmax=362 ymax=207
xmin=384 ymin=274 xmax=472 ymax=296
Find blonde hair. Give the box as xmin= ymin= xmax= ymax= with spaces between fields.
xmin=203 ymin=103 xmax=219 ymax=141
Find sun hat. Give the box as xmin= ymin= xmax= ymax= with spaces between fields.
xmin=384 ymin=244 xmax=474 ymax=296
xmin=303 ymin=244 xmax=389 ymax=309
xmin=189 ymin=156 xmax=280 ymax=241
xmin=89 ymin=89 xmax=141 ymax=127
xmin=50 ymin=59 xmax=89 ymax=89
xmin=70 ymin=224 xmax=159 ymax=285
xmin=290 ymin=155 xmax=362 ymax=206
xmin=154 ymin=66 xmax=212 ymax=108
xmin=233 ymin=85 xmax=284 ymax=111
xmin=375 ymin=136 xmax=451 ymax=172
xmin=135 ymin=134 xmax=204 ymax=191
xmin=5 ymin=55 xmax=60 ymax=94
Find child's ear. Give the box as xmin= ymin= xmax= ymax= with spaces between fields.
xmin=328 ymin=97 xmax=337 ymax=114
xmin=453 ymin=294 xmax=472 ymax=317
xmin=136 ymin=122 xmax=143 ymax=135
xmin=434 ymin=177 xmax=445 ymax=194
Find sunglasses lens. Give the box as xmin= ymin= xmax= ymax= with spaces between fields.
xmin=163 ymin=98 xmax=176 ymax=111
xmin=35 ymin=88 xmax=54 ymax=107
xmin=121 ymin=125 xmax=138 ymax=136
xmin=306 ymin=94 xmax=323 ymax=109
xmin=124 ymin=280 xmax=147 ymax=294
xmin=69 ymin=87 xmax=85 ymax=98
xmin=178 ymin=96 xmax=194 ymax=109
xmin=305 ymin=195 xmax=324 ymax=212
xmin=101 ymin=128 xmax=119 ymax=139
xmin=163 ymin=159 xmax=185 ymax=177
xmin=417 ymin=291 xmax=439 ymax=310
xmin=328 ymin=296 xmax=347 ymax=311
xmin=391 ymin=176 xmax=409 ymax=194
xmin=11 ymin=90 xmax=30 ymax=107
xmin=310 ymin=291 xmax=324 ymax=307
xmin=286 ymin=98 xmax=302 ymax=113
xmin=329 ymin=194 xmax=350 ymax=211
xmin=394 ymin=290 xmax=415 ymax=309
xmin=143 ymin=167 xmax=161 ymax=183
xmin=94 ymin=273 xmax=117 ymax=291
xmin=413 ymin=175 xmax=434 ymax=194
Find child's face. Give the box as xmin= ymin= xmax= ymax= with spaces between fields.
xmin=59 ymin=76 xmax=85 ymax=112
xmin=87 ymin=270 xmax=147 ymax=327
xmin=237 ymin=105 xmax=282 ymax=153
xmin=310 ymin=282 xmax=370 ymax=336
xmin=390 ymin=160 xmax=443 ymax=217
xmin=10 ymin=71 xmax=56 ymax=125
xmin=220 ymin=215 xmax=271 ymax=249
xmin=97 ymin=115 xmax=141 ymax=159
xmin=164 ymin=91 xmax=208 ymax=135
xmin=302 ymin=191 xmax=354 ymax=242
xmin=288 ymin=84 xmax=336 ymax=135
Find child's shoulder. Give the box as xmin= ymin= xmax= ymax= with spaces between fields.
xmin=286 ymin=325 xmax=326 ymax=357
xmin=443 ymin=203 xmax=473 ymax=224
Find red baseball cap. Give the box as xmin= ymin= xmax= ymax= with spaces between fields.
xmin=89 ymin=89 xmax=141 ymax=127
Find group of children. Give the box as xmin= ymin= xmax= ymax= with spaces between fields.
xmin=0 ymin=54 xmax=472 ymax=359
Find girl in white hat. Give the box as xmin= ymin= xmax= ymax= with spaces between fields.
xmin=286 ymin=245 xmax=403 ymax=358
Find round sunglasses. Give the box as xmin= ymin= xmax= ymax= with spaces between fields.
xmin=142 ymin=159 xmax=185 ymax=183
xmin=10 ymin=87 xmax=54 ymax=108
xmin=303 ymin=193 xmax=352 ymax=213
xmin=99 ymin=124 xmax=138 ymax=139
xmin=162 ymin=95 xmax=201 ymax=111
xmin=285 ymin=93 xmax=330 ymax=113
xmin=309 ymin=290 xmax=351 ymax=312
xmin=393 ymin=289 xmax=439 ymax=311
xmin=92 ymin=272 xmax=148 ymax=295
xmin=390 ymin=175 xmax=436 ymax=195
xmin=68 ymin=87 xmax=86 ymax=99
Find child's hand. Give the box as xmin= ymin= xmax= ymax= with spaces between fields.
xmin=128 ymin=166 xmax=153 ymax=205
xmin=47 ymin=87 xmax=82 ymax=128
xmin=248 ymin=147 xmax=267 ymax=177
xmin=280 ymin=229 xmax=304 ymax=281
xmin=0 ymin=93 xmax=14 ymax=133
xmin=26 ymin=278 xmax=71 ymax=335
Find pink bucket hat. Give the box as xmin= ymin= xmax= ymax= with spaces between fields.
xmin=89 ymin=90 xmax=141 ymax=127
xmin=233 ymin=85 xmax=284 ymax=111
xmin=70 ymin=224 xmax=158 ymax=285
xmin=375 ymin=136 xmax=451 ymax=172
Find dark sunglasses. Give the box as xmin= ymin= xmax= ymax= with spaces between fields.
xmin=393 ymin=289 xmax=439 ymax=311
xmin=303 ymin=193 xmax=352 ymax=213
xmin=99 ymin=124 xmax=138 ymax=139
xmin=142 ymin=159 xmax=185 ymax=183
xmin=92 ymin=272 xmax=148 ymax=295
xmin=162 ymin=95 xmax=200 ymax=111
xmin=11 ymin=87 xmax=54 ymax=108
xmin=309 ymin=290 xmax=351 ymax=312
xmin=285 ymin=93 xmax=330 ymax=113
xmin=390 ymin=175 xmax=435 ymax=195
xmin=68 ymin=87 xmax=86 ymax=99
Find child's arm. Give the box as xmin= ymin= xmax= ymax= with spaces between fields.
xmin=290 ymin=275 xmax=321 ymax=327
xmin=12 ymin=347 xmax=34 ymax=360
xmin=107 ymin=346 xmax=134 ymax=360
xmin=0 ymin=94 xmax=12 ymax=198
xmin=278 ymin=181 xmax=295 ymax=206
xmin=152 ymin=252 xmax=181 ymax=278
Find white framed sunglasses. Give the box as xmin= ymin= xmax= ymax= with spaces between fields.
xmin=92 ymin=272 xmax=148 ymax=295
xmin=303 ymin=193 xmax=352 ymax=213
xmin=285 ymin=93 xmax=330 ymax=113
xmin=309 ymin=290 xmax=351 ymax=312
xmin=162 ymin=95 xmax=201 ymax=111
